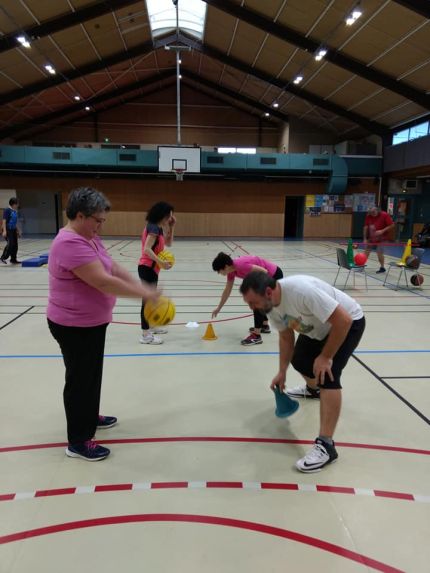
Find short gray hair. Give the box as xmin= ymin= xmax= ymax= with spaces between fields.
xmin=65 ymin=187 xmax=111 ymax=220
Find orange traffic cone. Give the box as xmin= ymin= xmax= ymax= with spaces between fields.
xmin=202 ymin=323 xmax=217 ymax=340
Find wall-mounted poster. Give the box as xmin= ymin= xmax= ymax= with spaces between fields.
xmin=353 ymin=193 xmax=375 ymax=212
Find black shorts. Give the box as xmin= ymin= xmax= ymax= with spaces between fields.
xmin=290 ymin=316 xmax=366 ymax=389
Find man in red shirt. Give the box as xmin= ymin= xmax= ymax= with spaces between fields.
xmin=363 ymin=206 xmax=395 ymax=273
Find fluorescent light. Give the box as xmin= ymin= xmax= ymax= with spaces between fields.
xmin=315 ymin=48 xmax=327 ymax=61
xmin=293 ymin=75 xmax=303 ymax=84
xmin=264 ymin=112 xmax=270 ymax=117
xmin=16 ymin=35 xmax=31 ymax=49
xmin=44 ymin=64 xmax=56 ymax=75
xmin=85 ymin=106 xmax=91 ymax=111
xmin=74 ymin=95 xmax=81 ymax=101
xmin=346 ymin=6 xmax=362 ymax=25
xmin=272 ymin=102 xmax=279 ymax=108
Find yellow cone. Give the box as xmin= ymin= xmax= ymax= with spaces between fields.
xmin=202 ymin=323 xmax=217 ymax=340
xmin=400 ymin=239 xmax=412 ymax=265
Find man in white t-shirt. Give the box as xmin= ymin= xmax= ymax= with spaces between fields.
xmin=240 ymin=272 xmax=365 ymax=473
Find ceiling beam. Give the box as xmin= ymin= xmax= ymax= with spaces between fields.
xmin=0 ymin=33 xmax=177 ymax=107
xmin=0 ymin=69 xmax=176 ymax=141
xmin=391 ymin=0 xmax=430 ymax=18
xmin=0 ymin=0 xmax=143 ymax=54
xmin=202 ymin=0 xmax=430 ymax=110
xmin=182 ymin=69 xmax=287 ymax=122
xmin=178 ymin=33 xmax=389 ymax=135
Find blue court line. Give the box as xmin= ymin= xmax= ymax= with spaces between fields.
xmin=0 ymin=349 xmax=429 ymax=359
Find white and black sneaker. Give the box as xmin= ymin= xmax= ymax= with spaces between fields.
xmin=295 ymin=438 xmax=338 ymax=473
xmin=286 ymin=384 xmax=320 ymax=399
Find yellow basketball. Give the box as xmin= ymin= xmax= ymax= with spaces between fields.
xmin=158 ymin=250 xmax=175 ymax=267
xmin=144 ymin=296 xmax=176 ymax=327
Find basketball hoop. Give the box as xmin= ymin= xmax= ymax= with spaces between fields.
xmin=173 ymin=168 xmax=184 ymax=182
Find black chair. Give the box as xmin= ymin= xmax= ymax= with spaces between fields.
xmin=334 ymin=248 xmax=368 ymax=290
xmin=383 ymin=248 xmax=425 ymax=290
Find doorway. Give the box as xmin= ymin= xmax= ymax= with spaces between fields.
xmin=392 ymin=196 xmax=414 ymax=241
xmin=284 ymin=196 xmax=304 ymax=238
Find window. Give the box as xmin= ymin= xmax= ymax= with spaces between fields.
xmin=409 ymin=122 xmax=429 ymax=141
xmin=146 ymin=0 xmax=206 ymax=39
xmin=392 ymin=122 xmax=429 ymax=145
xmin=392 ymin=129 xmax=409 ymax=145
xmin=218 ymin=147 xmax=256 ymax=154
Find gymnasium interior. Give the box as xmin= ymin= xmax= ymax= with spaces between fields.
xmin=1 ymin=1 xmax=429 ymax=571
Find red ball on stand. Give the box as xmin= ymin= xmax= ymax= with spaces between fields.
xmin=354 ymin=252 xmax=367 ymax=266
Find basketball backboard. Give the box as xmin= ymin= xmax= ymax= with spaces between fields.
xmin=158 ymin=146 xmax=201 ymax=174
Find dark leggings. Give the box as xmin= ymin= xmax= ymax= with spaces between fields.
xmin=1 ymin=229 xmax=18 ymax=261
xmin=138 ymin=265 xmax=159 ymax=330
xmin=48 ymin=319 xmax=108 ymax=445
xmin=253 ymin=266 xmax=284 ymax=328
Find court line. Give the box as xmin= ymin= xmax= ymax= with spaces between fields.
xmin=353 ymin=356 xmax=430 ymax=426
xmin=382 ymin=376 xmax=430 ymax=379
xmin=0 ymin=514 xmax=404 ymax=573
xmin=0 ymin=306 xmax=34 ymax=332
xmin=1 ymin=480 xmax=429 ymax=505
xmin=1 ymin=437 xmax=429 ymax=455
xmin=1 ymin=349 xmax=429 ymax=359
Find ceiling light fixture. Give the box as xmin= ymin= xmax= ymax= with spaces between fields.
xmin=272 ymin=102 xmax=279 ymax=108
xmin=85 ymin=106 xmax=91 ymax=111
xmin=293 ymin=75 xmax=303 ymax=84
xmin=16 ymin=35 xmax=31 ymax=49
xmin=315 ymin=48 xmax=327 ymax=61
xmin=264 ymin=112 xmax=270 ymax=117
xmin=74 ymin=95 xmax=81 ymax=101
xmin=346 ymin=6 xmax=362 ymax=25
xmin=44 ymin=64 xmax=56 ymax=75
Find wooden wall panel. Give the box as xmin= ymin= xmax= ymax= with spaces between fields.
xmin=303 ymin=214 xmax=352 ymax=238
xmin=77 ymin=211 xmax=285 ymax=237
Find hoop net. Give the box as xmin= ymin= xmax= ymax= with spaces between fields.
xmin=173 ymin=169 xmax=184 ymax=181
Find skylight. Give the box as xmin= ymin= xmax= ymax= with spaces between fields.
xmin=146 ymin=0 xmax=207 ymax=39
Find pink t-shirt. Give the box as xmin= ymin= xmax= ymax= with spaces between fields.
xmin=47 ymin=229 xmax=116 ymax=327
xmin=227 ymin=255 xmax=278 ymax=281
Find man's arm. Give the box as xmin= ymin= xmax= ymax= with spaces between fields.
xmin=271 ymin=327 xmax=295 ymax=391
xmin=313 ymin=305 xmax=352 ymax=385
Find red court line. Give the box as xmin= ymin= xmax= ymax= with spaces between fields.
xmin=35 ymin=488 xmax=76 ymax=498
xmin=1 ymin=436 xmax=429 ymax=455
xmin=374 ymin=490 xmax=415 ymax=501
xmin=0 ymin=513 xmax=405 ymax=572
xmin=1 ymin=481 xmax=427 ymax=505
xmin=112 ymin=313 xmax=253 ymax=327
xmin=95 ymin=484 xmax=132 ymax=492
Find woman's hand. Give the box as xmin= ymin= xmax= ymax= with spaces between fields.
xmin=158 ymin=260 xmax=173 ymax=270
xmin=168 ymin=213 xmax=176 ymax=227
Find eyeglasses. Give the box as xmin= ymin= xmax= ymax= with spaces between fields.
xmin=89 ymin=215 xmax=106 ymax=224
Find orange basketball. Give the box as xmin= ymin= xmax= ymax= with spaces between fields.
xmin=144 ymin=296 xmax=175 ymax=327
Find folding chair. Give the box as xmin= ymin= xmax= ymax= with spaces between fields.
xmin=334 ymin=248 xmax=368 ymax=290
xmin=383 ymin=248 xmax=425 ymax=290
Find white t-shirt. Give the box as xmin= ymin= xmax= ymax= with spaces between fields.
xmin=268 ymin=275 xmax=364 ymax=341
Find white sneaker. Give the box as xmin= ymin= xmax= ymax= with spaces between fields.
xmin=295 ymin=439 xmax=338 ymax=473
xmin=151 ymin=327 xmax=168 ymax=334
xmin=139 ymin=333 xmax=163 ymax=345
xmin=286 ymin=384 xmax=320 ymax=399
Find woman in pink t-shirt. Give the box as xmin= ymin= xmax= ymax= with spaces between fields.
xmin=212 ymin=252 xmax=283 ymax=345
xmin=138 ymin=202 xmax=176 ymax=344
xmin=47 ymin=187 xmax=159 ymax=462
